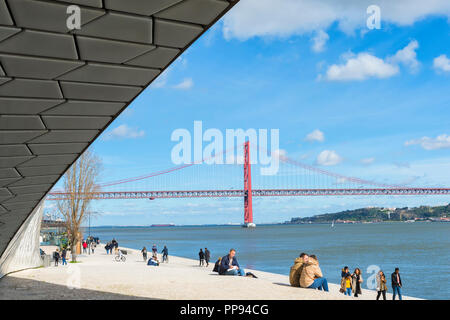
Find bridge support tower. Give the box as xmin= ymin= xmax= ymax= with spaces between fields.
xmin=243 ymin=141 xmax=255 ymax=228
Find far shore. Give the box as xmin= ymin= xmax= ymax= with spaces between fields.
xmin=0 ymin=244 xmax=420 ymax=300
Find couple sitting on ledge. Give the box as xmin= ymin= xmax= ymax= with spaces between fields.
xmin=214 ymin=248 xmax=257 ymax=278
xmin=289 ymin=252 xmax=329 ymax=291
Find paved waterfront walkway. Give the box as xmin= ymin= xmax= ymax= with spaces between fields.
xmin=0 ymin=245 xmax=418 ymax=300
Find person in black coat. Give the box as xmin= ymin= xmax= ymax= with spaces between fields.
xmin=204 ymin=248 xmax=211 ymax=267
xmin=53 ymin=249 xmax=60 ymax=267
xmin=161 ymin=246 xmax=169 ymax=263
xmin=391 ymin=268 xmax=403 ymax=300
xmin=199 ymin=249 xmax=205 ymax=266
xmin=61 ymin=248 xmax=67 ymax=265
xmin=219 ymin=249 xmax=245 ymax=276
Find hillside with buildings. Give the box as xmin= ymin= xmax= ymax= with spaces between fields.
xmin=286 ymin=204 xmax=450 ymax=224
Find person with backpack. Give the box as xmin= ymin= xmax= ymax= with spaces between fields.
xmin=199 ymin=249 xmax=205 ymax=266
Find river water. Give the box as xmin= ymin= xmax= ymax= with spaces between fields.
xmin=89 ymin=222 xmax=449 ymax=300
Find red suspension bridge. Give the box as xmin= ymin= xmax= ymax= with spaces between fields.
xmin=47 ymin=142 xmax=450 ymax=227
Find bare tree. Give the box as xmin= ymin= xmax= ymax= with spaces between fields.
xmin=57 ymin=150 xmax=101 ymax=262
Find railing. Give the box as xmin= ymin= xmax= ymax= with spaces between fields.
xmin=47 ymin=188 xmax=450 ymax=200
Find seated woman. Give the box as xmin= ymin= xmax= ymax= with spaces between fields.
xmin=289 ymin=253 xmax=307 ymax=287
xmin=147 ymin=256 xmax=160 ymax=266
xmin=299 ymin=254 xmax=329 ymax=292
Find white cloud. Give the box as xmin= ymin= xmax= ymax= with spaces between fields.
xmin=305 ymin=129 xmax=325 ymax=142
xmin=103 ymin=124 xmax=145 ymax=140
xmin=311 ymin=30 xmax=329 ymax=53
xmin=173 ymin=78 xmax=194 ymax=90
xmin=388 ymin=40 xmax=420 ymax=72
xmin=323 ymin=40 xmax=420 ymax=81
xmin=433 ymin=54 xmax=450 ymax=72
xmin=151 ymin=69 xmax=170 ymax=88
xmin=405 ymin=134 xmax=450 ymax=150
xmin=324 ymin=52 xmax=399 ymax=81
xmin=223 ymin=0 xmax=450 ymax=40
xmin=361 ymin=157 xmax=375 ymax=165
xmin=316 ymin=150 xmax=343 ymax=166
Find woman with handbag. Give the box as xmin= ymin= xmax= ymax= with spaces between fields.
xmin=352 ymin=268 xmax=363 ymax=297
xmin=376 ymin=270 xmax=388 ymax=300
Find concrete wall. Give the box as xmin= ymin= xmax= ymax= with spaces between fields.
xmin=0 ymin=200 xmax=44 ymax=278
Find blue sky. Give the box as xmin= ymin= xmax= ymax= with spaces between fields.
xmin=47 ymin=0 xmax=450 ymax=226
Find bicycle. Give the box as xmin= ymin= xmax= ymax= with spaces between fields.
xmin=114 ymin=250 xmax=126 ymax=262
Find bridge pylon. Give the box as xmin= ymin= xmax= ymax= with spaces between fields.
xmin=243 ymin=141 xmax=255 ymax=228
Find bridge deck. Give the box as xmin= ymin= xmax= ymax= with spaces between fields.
xmin=47 ymin=188 xmax=450 ymax=200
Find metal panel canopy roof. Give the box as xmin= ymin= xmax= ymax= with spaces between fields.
xmin=0 ymin=0 xmax=238 ymax=257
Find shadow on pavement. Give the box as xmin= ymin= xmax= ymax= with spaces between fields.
xmin=0 ymin=275 xmax=157 ymax=300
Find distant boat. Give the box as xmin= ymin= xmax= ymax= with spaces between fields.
xmin=242 ymin=222 xmax=256 ymax=228
xmin=150 ymin=223 xmax=175 ymax=227
xmin=331 ymin=220 xmax=335 ymax=228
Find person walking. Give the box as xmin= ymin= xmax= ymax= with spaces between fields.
xmin=340 ymin=266 xmax=350 ymax=294
xmin=204 ymin=248 xmax=210 ymax=267
xmin=152 ymin=244 xmax=158 ymax=258
xmin=376 ymin=270 xmax=387 ymax=300
xmin=199 ymin=249 xmax=205 ymax=266
xmin=61 ymin=248 xmax=67 ymax=266
xmin=141 ymin=247 xmax=148 ymax=262
xmin=90 ymin=242 xmax=96 ymax=254
xmin=82 ymin=241 xmax=87 ymax=254
xmin=53 ymin=249 xmax=60 ymax=267
xmin=344 ymin=273 xmax=352 ymax=296
xmin=391 ymin=268 xmax=403 ymax=300
xmin=161 ymin=246 xmax=169 ymax=263
xmin=352 ymin=268 xmax=363 ymax=297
